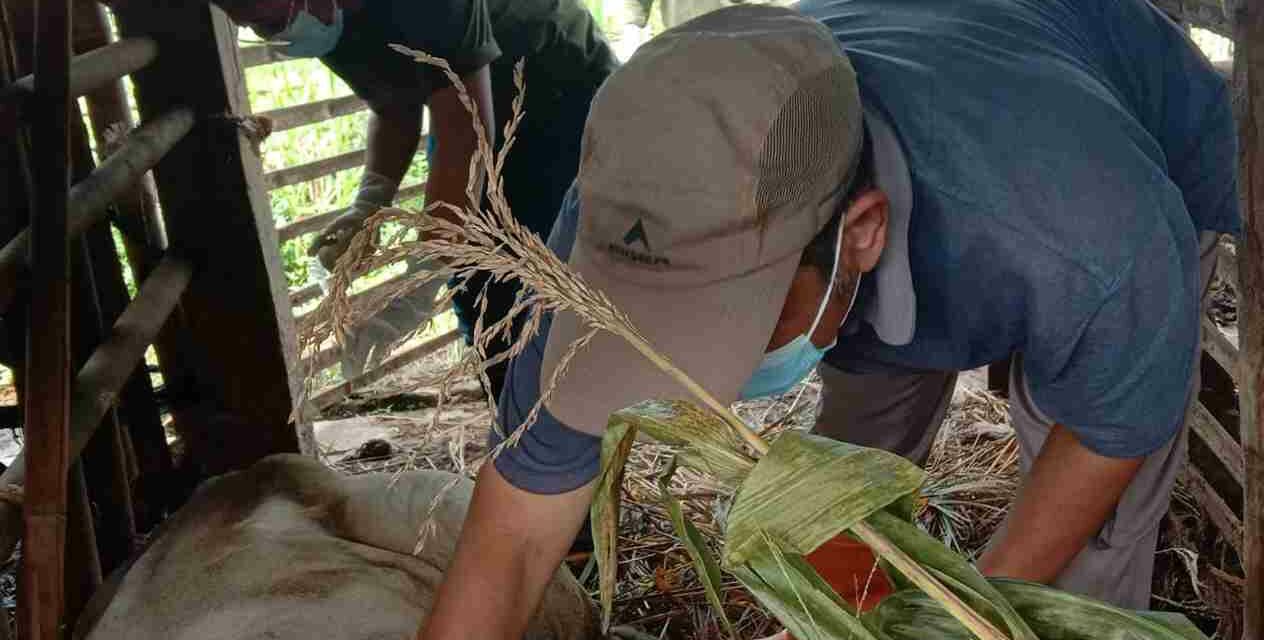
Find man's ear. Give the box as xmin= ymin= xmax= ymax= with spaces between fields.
xmin=840 ymin=188 xmax=888 ymax=274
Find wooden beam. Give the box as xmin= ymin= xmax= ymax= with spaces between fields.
xmin=277 ymin=180 xmax=426 ymax=242
xmin=238 ymin=43 xmax=286 ymax=68
xmin=263 ymin=147 xmax=364 ymax=190
xmin=1190 ymin=400 xmax=1246 ymax=486
xmin=289 ymin=281 xmax=321 ymax=306
xmin=1182 ymin=463 xmax=1244 ymax=558
xmin=116 ymin=3 xmax=315 ymax=467
xmin=1203 ymin=316 xmax=1241 ymax=382
xmin=1233 ymin=0 xmax=1264 ymax=635
xmin=257 ymin=94 xmax=367 ymax=132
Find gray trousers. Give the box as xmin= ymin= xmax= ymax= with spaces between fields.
xmin=814 ymin=232 xmax=1218 ymax=609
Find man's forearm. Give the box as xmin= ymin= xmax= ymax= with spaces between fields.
xmin=418 ymin=463 xmax=593 ymax=640
xmin=977 ymin=423 xmax=1144 ymax=583
xmin=364 ymin=107 xmax=423 ymax=188
xmin=423 ymin=67 xmax=494 ymax=224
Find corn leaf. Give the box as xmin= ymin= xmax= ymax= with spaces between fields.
xmin=592 ymin=421 xmax=638 ymax=632
xmin=863 ymin=579 xmax=1209 ymax=640
xmin=860 ymin=510 xmax=1038 ymax=640
xmin=657 ymin=458 xmax=735 ymax=638
xmin=611 ymin=400 xmax=756 ymax=484
xmin=724 ymin=432 xmax=924 ymax=567
xmin=994 ymin=579 xmax=1209 ymax=640
xmin=729 ymin=532 xmax=879 ymax=640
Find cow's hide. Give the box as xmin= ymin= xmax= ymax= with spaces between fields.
xmin=74 ymin=454 xmax=597 ymax=640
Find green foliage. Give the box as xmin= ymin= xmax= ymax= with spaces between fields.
xmin=238 ymin=39 xmax=431 ymax=289
xmin=593 ymin=400 xmax=1211 ymax=640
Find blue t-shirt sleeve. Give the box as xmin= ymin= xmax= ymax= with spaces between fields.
xmin=1093 ymin=0 xmax=1240 ymax=234
xmin=490 ymin=319 xmax=603 ymax=494
xmin=1026 ymin=221 xmax=1200 ymax=458
xmin=489 ymin=184 xmax=603 ymax=494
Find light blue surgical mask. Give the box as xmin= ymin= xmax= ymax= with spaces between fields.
xmin=270 ymin=1 xmax=344 ymax=59
xmin=740 ymin=224 xmax=858 ymax=400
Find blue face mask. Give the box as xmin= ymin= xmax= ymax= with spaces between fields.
xmin=740 ymin=224 xmax=858 ymax=400
xmin=272 ymin=2 xmax=344 ymax=59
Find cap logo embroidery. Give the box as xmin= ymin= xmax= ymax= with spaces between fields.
xmin=622 ymin=219 xmax=651 ymax=253
xmin=608 ymin=218 xmax=669 ymax=267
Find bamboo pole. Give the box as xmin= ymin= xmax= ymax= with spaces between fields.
xmin=0 ymin=36 xmax=155 ymax=134
xmin=1234 ymin=0 xmax=1264 ymax=635
xmin=21 ymin=0 xmax=74 ymax=635
xmin=0 ymin=107 xmax=195 ymax=315
xmin=0 ymin=256 xmax=193 ymax=572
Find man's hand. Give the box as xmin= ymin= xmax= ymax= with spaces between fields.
xmin=418 ymin=463 xmax=594 ymax=639
xmin=307 ymin=205 xmax=378 ymax=270
xmin=977 ymin=423 xmax=1144 ymax=583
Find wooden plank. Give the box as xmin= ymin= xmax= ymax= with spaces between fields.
xmin=1203 ymin=315 xmax=1241 ymax=382
xmin=238 ymin=43 xmax=286 ymax=68
xmin=1182 ymin=463 xmax=1244 ymax=558
xmin=310 ymin=328 xmax=461 ymax=409
xmin=1189 ymin=400 xmax=1246 ymax=486
xmin=115 ymin=3 xmax=315 ymax=467
xmin=277 ymin=179 xmax=426 ymax=242
xmin=263 ymin=147 xmax=364 ymax=189
xmin=1234 ymin=0 xmax=1264 ymax=636
xmin=258 ymin=94 xmax=367 ymax=132
xmin=21 ymin=0 xmax=74 ymax=634
xmin=289 ymin=281 xmax=322 ymax=306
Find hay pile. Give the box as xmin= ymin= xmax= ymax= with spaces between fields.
xmin=313 ymin=354 xmax=1244 ymax=639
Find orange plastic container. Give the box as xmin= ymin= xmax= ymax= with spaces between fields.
xmin=803 ymin=532 xmax=893 ymax=613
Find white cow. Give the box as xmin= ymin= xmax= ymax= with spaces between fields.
xmin=75 ymin=454 xmax=597 ymax=640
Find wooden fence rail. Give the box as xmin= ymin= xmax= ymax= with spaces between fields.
xmin=258 ymin=93 xmax=367 ymax=132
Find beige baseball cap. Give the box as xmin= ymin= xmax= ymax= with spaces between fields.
xmin=542 ymin=5 xmax=865 ymax=433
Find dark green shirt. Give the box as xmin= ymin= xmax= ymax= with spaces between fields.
xmin=319 ymin=0 xmax=616 ymax=122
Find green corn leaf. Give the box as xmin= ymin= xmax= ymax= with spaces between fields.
xmin=729 ymin=531 xmax=879 ymax=640
xmin=611 ymin=400 xmax=756 ymax=485
xmin=994 ymin=579 xmax=1209 ymax=640
xmin=657 ymin=458 xmax=735 ymax=638
xmin=863 ymin=579 xmax=1210 ymax=640
xmin=724 ymin=432 xmax=925 ymax=567
xmin=591 ymin=421 xmax=639 ymax=632
xmin=860 ymin=510 xmax=1038 ymax=640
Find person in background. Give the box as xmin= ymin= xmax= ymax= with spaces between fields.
xmin=415 ymin=2 xmax=1238 ymax=638
xmin=111 ymin=0 xmax=618 ymax=396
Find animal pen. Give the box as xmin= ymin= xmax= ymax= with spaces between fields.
xmin=0 ymin=0 xmax=1259 ymax=639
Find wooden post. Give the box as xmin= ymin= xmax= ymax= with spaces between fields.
xmin=1233 ymin=0 xmax=1264 ymax=637
xmin=21 ymin=0 xmax=73 ymax=638
xmin=114 ymin=3 xmax=315 ymax=474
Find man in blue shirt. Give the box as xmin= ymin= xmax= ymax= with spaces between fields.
xmin=418 ymin=2 xmax=1238 ymax=637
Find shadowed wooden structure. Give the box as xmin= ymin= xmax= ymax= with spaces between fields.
xmin=0 ymin=1 xmax=1260 ymax=639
